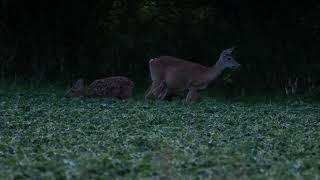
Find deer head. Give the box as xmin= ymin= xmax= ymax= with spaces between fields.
xmin=216 ymin=47 xmax=240 ymax=69
xmin=65 ymin=79 xmax=85 ymax=98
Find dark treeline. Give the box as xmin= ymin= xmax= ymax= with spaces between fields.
xmin=0 ymin=0 xmax=319 ymax=93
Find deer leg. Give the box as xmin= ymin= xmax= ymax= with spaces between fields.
xmin=186 ymin=87 xmax=198 ymax=101
xmin=158 ymin=87 xmax=168 ymax=100
xmin=118 ymin=86 xmax=132 ymax=100
xmin=145 ymin=85 xmax=153 ymax=99
xmin=154 ymin=81 xmax=168 ymax=100
xmin=145 ymin=85 xmax=155 ymax=99
xmin=145 ymin=81 xmax=161 ymax=99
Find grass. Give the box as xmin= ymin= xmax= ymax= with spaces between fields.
xmin=0 ymin=88 xmax=320 ymax=179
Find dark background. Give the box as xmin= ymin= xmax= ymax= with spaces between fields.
xmin=0 ymin=0 xmax=319 ymax=94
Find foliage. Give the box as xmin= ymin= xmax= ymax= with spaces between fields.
xmin=0 ymin=89 xmax=320 ymax=179
xmin=0 ymin=1 xmax=319 ymax=91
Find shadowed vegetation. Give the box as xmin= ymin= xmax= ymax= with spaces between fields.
xmin=0 ymin=0 xmax=319 ymax=94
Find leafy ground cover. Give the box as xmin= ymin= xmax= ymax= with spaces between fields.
xmin=0 ymin=90 xmax=320 ymax=179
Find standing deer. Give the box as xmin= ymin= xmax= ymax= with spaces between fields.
xmin=65 ymin=76 xmax=134 ymax=99
xmin=145 ymin=47 xmax=240 ymax=101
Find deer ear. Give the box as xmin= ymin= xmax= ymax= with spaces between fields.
xmin=222 ymin=47 xmax=235 ymax=55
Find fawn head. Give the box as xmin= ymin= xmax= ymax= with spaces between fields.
xmin=65 ymin=79 xmax=85 ymax=98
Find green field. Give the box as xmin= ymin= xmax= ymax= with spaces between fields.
xmin=0 ymin=90 xmax=320 ymax=179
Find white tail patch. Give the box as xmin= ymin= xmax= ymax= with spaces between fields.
xmin=149 ymin=58 xmax=159 ymax=64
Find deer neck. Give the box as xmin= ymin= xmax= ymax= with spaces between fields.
xmin=207 ymin=63 xmax=225 ymax=82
